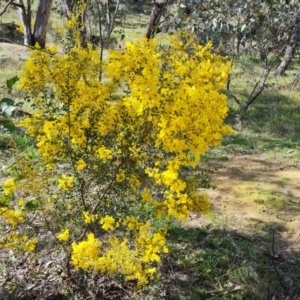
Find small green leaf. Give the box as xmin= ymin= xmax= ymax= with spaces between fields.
xmin=241 ymin=24 xmax=247 ymax=32
xmin=0 ymin=98 xmax=14 ymax=106
xmin=177 ymin=7 xmax=185 ymax=16
xmin=25 ymin=200 xmax=39 ymax=211
xmin=6 ymin=76 xmax=19 ymax=90
xmin=120 ymin=33 xmax=125 ymax=41
xmin=0 ymin=119 xmax=16 ymax=132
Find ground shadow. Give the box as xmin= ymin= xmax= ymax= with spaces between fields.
xmin=141 ymin=222 xmax=300 ymax=300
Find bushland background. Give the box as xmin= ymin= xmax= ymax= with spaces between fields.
xmin=1 ymin=1 xmax=300 ymax=299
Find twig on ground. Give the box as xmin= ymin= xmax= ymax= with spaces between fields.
xmin=271 ymin=230 xmax=289 ymax=295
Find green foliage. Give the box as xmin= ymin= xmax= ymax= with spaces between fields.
xmin=165 ymin=0 xmax=300 ymax=55
xmin=0 ymin=76 xmax=20 ymax=132
xmin=6 ymin=76 xmax=20 ymax=91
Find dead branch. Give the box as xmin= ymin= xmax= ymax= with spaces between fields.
xmin=226 ymin=74 xmax=242 ymax=106
xmin=0 ymin=36 xmax=26 ymax=45
xmin=0 ymin=0 xmax=24 ymax=17
xmin=241 ymin=30 xmax=295 ymax=111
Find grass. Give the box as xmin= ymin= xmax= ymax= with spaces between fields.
xmin=134 ymin=221 xmax=300 ymax=300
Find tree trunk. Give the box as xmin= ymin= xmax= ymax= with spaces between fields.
xmin=145 ymin=1 xmax=169 ymax=40
xmin=134 ymin=0 xmax=144 ymax=12
xmin=274 ymin=45 xmax=293 ymax=77
xmin=275 ymin=24 xmax=300 ymax=77
xmin=32 ymin=0 xmax=53 ymax=48
xmin=16 ymin=0 xmax=52 ymax=48
xmin=63 ymin=0 xmax=72 ymax=17
xmin=17 ymin=0 xmax=32 ymax=46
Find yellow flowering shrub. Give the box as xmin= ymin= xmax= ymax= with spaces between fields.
xmin=0 ymin=16 xmax=232 ymax=289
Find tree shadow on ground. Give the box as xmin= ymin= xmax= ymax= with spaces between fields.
xmin=138 ymin=221 xmax=300 ymax=300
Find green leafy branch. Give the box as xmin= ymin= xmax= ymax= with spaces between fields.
xmin=0 ymin=76 xmax=20 ymax=132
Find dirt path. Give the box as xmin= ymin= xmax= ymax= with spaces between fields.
xmin=188 ymin=153 xmax=300 ymax=245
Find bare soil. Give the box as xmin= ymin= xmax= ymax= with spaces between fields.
xmin=0 ymin=42 xmax=27 ymax=57
xmin=188 ymin=152 xmax=300 ymax=246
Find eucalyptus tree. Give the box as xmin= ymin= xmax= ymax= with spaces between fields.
xmin=161 ymin=0 xmax=300 ymax=60
xmin=0 ymin=0 xmax=53 ymax=48
xmin=148 ymin=0 xmax=300 ymax=111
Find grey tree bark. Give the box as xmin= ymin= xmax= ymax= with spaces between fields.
xmin=17 ymin=0 xmax=32 ymax=46
xmin=32 ymin=0 xmax=53 ymax=48
xmin=275 ymin=24 xmax=300 ymax=77
xmin=16 ymin=0 xmax=53 ymax=48
xmin=63 ymin=0 xmax=72 ymax=17
xmin=145 ymin=1 xmax=169 ymax=40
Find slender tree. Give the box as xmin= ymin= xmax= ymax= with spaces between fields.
xmin=0 ymin=0 xmax=53 ymax=48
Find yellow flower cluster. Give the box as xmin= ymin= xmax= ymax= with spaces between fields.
xmin=0 ymin=232 xmax=37 ymax=252
xmin=0 ymin=158 xmax=56 ymax=254
xmin=58 ymin=175 xmax=74 ymax=191
xmin=76 ymin=159 xmax=87 ymax=171
xmin=0 ymin=210 xmax=37 ymax=252
xmin=116 ymin=171 xmax=126 ymax=183
xmin=16 ymin=23 xmax=24 ymax=33
xmin=72 ymin=233 xmax=102 ymax=269
xmin=72 ymin=217 xmax=168 ymax=287
xmin=185 ymin=177 xmax=211 ymax=215
xmin=57 ymin=228 xmax=70 ymax=242
xmin=3 ymin=178 xmax=16 ymax=195
xmin=83 ymin=211 xmax=99 ymax=224
xmin=98 ymin=147 xmax=113 ymax=161
xmin=134 ymin=225 xmax=168 ymax=263
xmin=100 ymin=215 xmax=117 ymax=231
xmin=0 ymin=207 xmax=25 ymax=228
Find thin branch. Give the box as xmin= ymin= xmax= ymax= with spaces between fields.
xmin=107 ymin=0 xmax=120 ymax=37
xmin=2 ymin=142 xmax=36 ymax=173
xmin=247 ymin=81 xmax=259 ymax=102
xmin=7 ymin=1 xmax=24 ymax=10
xmin=79 ymin=157 xmax=129 ymax=240
xmin=0 ymin=0 xmax=14 ymax=17
xmin=264 ymin=78 xmax=299 ymax=89
xmin=271 ymin=230 xmax=289 ymax=295
xmin=91 ymin=158 xmax=128 ymax=215
xmin=226 ymin=74 xmax=241 ymax=106
xmin=242 ymin=31 xmax=294 ymax=111
xmin=96 ymin=0 xmax=104 ymax=81
xmin=0 ymin=36 xmax=26 ymax=46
